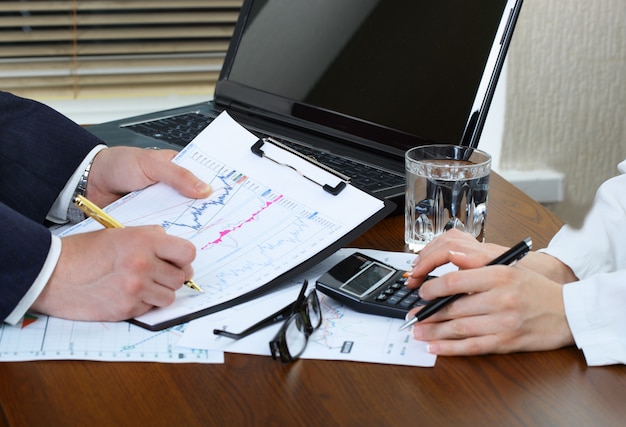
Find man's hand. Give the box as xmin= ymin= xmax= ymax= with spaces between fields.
xmin=32 ymin=226 xmax=196 ymax=321
xmin=86 ymin=146 xmax=212 ymax=207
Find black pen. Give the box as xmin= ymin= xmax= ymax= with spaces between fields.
xmin=398 ymin=237 xmax=532 ymax=331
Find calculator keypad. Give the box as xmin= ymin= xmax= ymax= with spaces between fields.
xmin=374 ymin=276 xmax=428 ymax=310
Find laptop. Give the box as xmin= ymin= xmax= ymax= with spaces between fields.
xmin=87 ymin=0 xmax=523 ymax=207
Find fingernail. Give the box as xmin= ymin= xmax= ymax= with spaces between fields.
xmin=426 ymin=343 xmax=437 ymax=354
xmin=411 ymin=255 xmax=420 ymax=267
xmin=195 ymin=182 xmax=212 ymax=194
xmin=412 ymin=325 xmax=423 ymax=339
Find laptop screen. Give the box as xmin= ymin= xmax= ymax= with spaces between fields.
xmin=217 ymin=0 xmax=518 ymax=155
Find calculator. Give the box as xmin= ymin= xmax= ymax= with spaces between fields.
xmin=315 ymin=252 xmax=431 ymax=319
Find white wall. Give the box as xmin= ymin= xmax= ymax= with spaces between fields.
xmin=501 ymin=0 xmax=626 ymax=227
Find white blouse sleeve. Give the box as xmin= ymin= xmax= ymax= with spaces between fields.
xmin=562 ymin=272 xmax=626 ymax=365
xmin=541 ymin=160 xmax=626 ymax=366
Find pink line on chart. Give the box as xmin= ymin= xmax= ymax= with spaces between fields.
xmin=200 ymin=194 xmax=283 ymax=250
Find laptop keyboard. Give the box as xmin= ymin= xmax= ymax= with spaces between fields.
xmin=124 ymin=112 xmax=404 ymax=193
xmin=123 ymin=112 xmax=212 ymax=147
xmin=276 ymin=140 xmax=404 ymax=192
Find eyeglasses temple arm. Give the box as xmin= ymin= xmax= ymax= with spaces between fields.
xmin=213 ymin=280 xmax=310 ymax=340
xmin=290 ymin=279 xmax=309 ymax=315
xmin=213 ymin=302 xmax=293 ymax=340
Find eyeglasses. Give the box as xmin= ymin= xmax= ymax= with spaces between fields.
xmin=213 ymin=279 xmax=322 ymax=362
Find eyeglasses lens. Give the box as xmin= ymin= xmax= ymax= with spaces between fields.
xmin=270 ymin=288 xmax=323 ymax=362
xmin=284 ymin=314 xmax=308 ymax=359
xmin=306 ymin=292 xmax=322 ymax=330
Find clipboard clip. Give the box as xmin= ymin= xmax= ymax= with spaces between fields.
xmin=251 ymin=137 xmax=350 ymax=195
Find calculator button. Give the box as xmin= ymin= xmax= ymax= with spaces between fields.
xmin=394 ymin=288 xmax=411 ymax=298
xmin=399 ymin=292 xmax=421 ymax=308
xmin=375 ymin=293 xmax=388 ymax=301
xmin=399 ymin=299 xmax=418 ymax=309
xmin=386 ymin=295 xmax=403 ymax=305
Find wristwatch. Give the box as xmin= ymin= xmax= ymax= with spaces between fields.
xmin=67 ymin=159 xmax=93 ymax=223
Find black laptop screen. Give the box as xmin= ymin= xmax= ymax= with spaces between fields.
xmin=219 ymin=0 xmax=511 ymax=153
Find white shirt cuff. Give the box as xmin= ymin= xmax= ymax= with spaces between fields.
xmin=47 ymin=145 xmax=107 ymax=224
xmin=563 ymin=274 xmax=626 ymax=366
xmin=5 ymin=235 xmax=62 ymax=325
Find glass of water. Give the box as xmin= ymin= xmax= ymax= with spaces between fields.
xmin=405 ymin=144 xmax=491 ymax=252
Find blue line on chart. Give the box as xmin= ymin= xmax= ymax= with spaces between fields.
xmin=161 ymin=172 xmax=249 ymax=232
xmin=119 ymin=324 xmax=185 ymax=352
xmin=254 ymin=217 xmax=320 ymax=252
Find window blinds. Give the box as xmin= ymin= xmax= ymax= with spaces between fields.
xmin=0 ymin=1 xmax=242 ymax=99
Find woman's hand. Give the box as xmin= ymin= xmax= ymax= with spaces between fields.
xmin=404 ymin=231 xmax=576 ymax=356
xmin=406 ymin=229 xmax=509 ymax=289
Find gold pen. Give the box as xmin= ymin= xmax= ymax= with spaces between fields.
xmin=73 ymin=194 xmax=204 ymax=293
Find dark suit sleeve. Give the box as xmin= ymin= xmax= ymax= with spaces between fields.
xmin=0 ymin=91 xmax=105 ymax=319
xmin=0 ymin=202 xmax=53 ymax=319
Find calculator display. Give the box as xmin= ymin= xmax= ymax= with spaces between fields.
xmin=340 ymin=263 xmax=395 ymax=297
xmin=316 ymin=252 xmax=431 ymax=319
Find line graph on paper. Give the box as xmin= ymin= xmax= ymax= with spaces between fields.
xmin=310 ymin=293 xmax=397 ymax=351
xmin=64 ymin=144 xmax=348 ymax=327
xmin=0 ymin=314 xmax=215 ymax=362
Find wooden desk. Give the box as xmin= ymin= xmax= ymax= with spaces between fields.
xmin=1 ymin=174 xmax=624 ymax=426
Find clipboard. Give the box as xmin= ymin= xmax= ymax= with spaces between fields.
xmin=132 ymin=198 xmax=394 ymax=331
xmin=63 ymin=112 xmax=395 ymax=331
xmin=251 ymin=137 xmax=350 ymax=195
